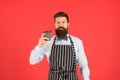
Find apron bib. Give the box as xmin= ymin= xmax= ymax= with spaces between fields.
xmin=48 ymin=36 xmax=78 ymax=80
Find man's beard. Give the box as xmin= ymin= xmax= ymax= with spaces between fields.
xmin=55 ymin=27 xmax=68 ymax=38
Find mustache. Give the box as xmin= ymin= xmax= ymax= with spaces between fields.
xmin=56 ymin=26 xmax=66 ymax=31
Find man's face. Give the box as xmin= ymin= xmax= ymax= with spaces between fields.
xmin=54 ymin=17 xmax=69 ymax=37
xmin=54 ymin=17 xmax=69 ymax=29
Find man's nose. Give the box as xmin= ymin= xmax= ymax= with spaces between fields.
xmin=59 ymin=23 xmax=63 ymax=26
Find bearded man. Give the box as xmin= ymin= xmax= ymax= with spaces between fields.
xmin=30 ymin=11 xmax=90 ymax=80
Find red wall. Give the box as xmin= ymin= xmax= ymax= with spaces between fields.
xmin=0 ymin=0 xmax=120 ymax=80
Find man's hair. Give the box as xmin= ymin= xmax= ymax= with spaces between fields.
xmin=54 ymin=11 xmax=69 ymax=23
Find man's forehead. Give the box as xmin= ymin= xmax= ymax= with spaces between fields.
xmin=55 ymin=17 xmax=67 ymax=21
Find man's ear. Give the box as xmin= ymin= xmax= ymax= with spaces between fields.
xmin=68 ymin=23 xmax=70 ymax=27
xmin=54 ymin=23 xmax=56 ymax=29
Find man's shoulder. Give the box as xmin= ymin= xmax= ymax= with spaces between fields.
xmin=69 ymin=34 xmax=82 ymax=42
xmin=69 ymin=35 xmax=83 ymax=46
xmin=51 ymin=35 xmax=56 ymax=41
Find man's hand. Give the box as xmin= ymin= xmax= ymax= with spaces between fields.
xmin=38 ymin=33 xmax=49 ymax=47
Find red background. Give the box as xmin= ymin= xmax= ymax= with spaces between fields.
xmin=0 ymin=0 xmax=120 ymax=80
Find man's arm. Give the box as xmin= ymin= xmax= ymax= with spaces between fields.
xmin=29 ymin=45 xmax=45 ymax=65
xmin=29 ymin=33 xmax=50 ymax=65
xmin=76 ymin=40 xmax=90 ymax=80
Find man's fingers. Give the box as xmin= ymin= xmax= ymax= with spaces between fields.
xmin=41 ymin=33 xmax=45 ymax=38
xmin=38 ymin=33 xmax=50 ymax=47
xmin=42 ymin=37 xmax=49 ymax=41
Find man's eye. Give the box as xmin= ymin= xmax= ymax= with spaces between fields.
xmin=57 ymin=22 xmax=60 ymax=24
